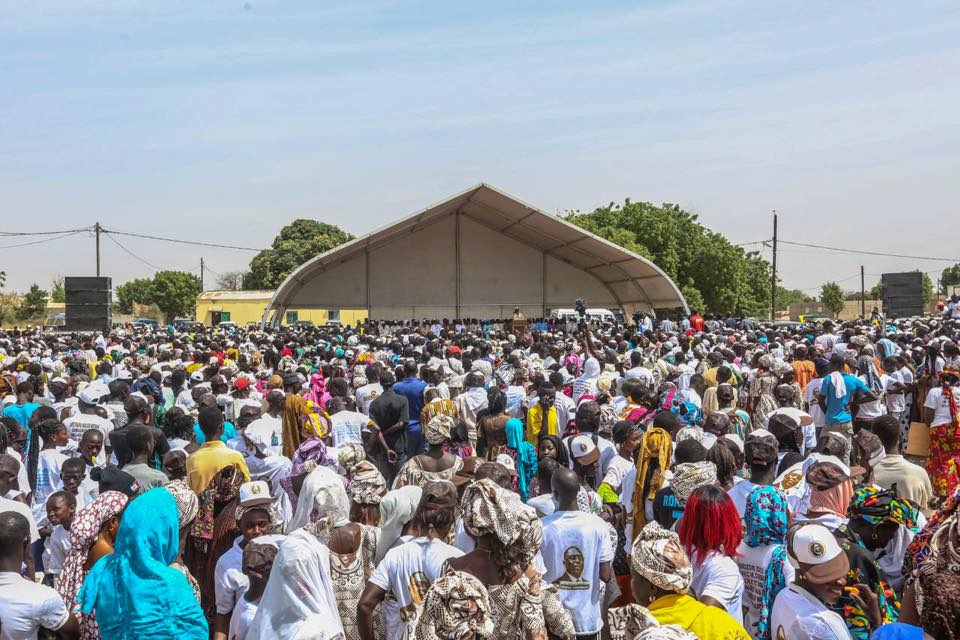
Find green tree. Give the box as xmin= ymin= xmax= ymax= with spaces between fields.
xmin=51 ymin=277 xmax=65 ymax=303
xmin=918 ymin=270 xmax=934 ymax=305
xmin=777 ymin=287 xmax=815 ymax=307
xmin=940 ymin=263 xmax=960 ymax=295
xmin=17 ymin=283 xmax=48 ymax=321
xmin=244 ymin=220 xmax=354 ymax=289
xmin=820 ymin=282 xmax=845 ymax=319
xmin=115 ymin=278 xmax=155 ymax=314
xmin=564 ymin=201 xmax=771 ymax=314
xmin=150 ymin=271 xmax=202 ymax=322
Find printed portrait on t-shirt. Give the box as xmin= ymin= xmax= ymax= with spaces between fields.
xmin=399 ymin=571 xmax=432 ymax=622
xmin=553 ymin=546 xmax=589 ymax=590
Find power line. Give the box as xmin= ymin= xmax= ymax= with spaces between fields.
xmin=0 ymin=231 xmax=85 ymax=249
xmin=103 ymin=232 xmax=164 ymax=271
xmin=0 ymin=226 xmax=93 ymax=237
xmin=102 ymin=228 xmax=263 ymax=252
xmin=779 ymin=240 xmax=957 ymax=262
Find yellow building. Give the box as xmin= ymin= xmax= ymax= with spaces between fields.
xmin=195 ymin=291 xmax=367 ymax=327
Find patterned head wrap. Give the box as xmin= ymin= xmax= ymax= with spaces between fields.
xmin=57 ymin=491 xmax=129 ymax=610
xmin=848 ymin=485 xmax=919 ymax=531
xmin=163 ymin=479 xmax=199 ymax=529
xmin=631 ymin=428 xmax=673 ymax=535
xmin=348 ymin=461 xmax=387 ymax=506
xmin=634 ymin=626 xmax=697 ymax=640
xmin=424 ymin=414 xmax=455 ymax=445
xmin=670 ymin=461 xmax=718 ymax=506
xmin=337 ymin=442 xmax=367 ymax=472
xmin=460 ymin=478 xmax=542 ymax=566
xmin=630 ymin=522 xmax=693 ymax=593
xmin=415 ymin=570 xmax=493 ymax=640
xmin=743 ymin=486 xmax=789 ymax=640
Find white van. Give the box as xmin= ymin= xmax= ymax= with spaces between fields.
xmin=549 ymin=308 xmax=617 ymax=324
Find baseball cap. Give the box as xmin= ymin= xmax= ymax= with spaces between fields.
xmin=569 ymin=434 xmax=600 ymax=466
xmin=79 ymin=380 xmax=110 ymax=405
xmin=495 ymin=453 xmax=518 ymax=477
xmin=243 ymin=537 xmax=282 ymax=571
xmin=239 ymin=481 xmax=273 ymax=507
xmin=90 ymin=467 xmax=141 ymax=497
xmin=233 ymin=377 xmax=251 ymax=392
xmin=190 ymin=371 xmax=204 ymax=383
xmin=0 ymin=453 xmax=19 ymax=478
xmin=805 ymin=455 xmax=866 ymax=491
xmin=787 ymin=523 xmax=849 ymax=584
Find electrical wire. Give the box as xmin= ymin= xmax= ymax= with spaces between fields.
xmin=0 ymin=231 xmax=84 ymax=249
xmin=103 ymin=232 xmax=164 ymax=271
xmin=0 ymin=226 xmax=93 ymax=237
xmin=779 ymin=240 xmax=957 ymax=262
xmin=102 ymin=228 xmax=263 ymax=252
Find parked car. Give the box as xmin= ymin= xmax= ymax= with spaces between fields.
xmin=132 ymin=318 xmax=160 ymax=329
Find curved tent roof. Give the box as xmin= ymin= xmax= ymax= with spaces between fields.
xmin=262 ymin=184 xmax=687 ymax=323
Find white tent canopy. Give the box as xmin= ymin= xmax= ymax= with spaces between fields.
xmin=262 ymin=184 xmax=687 ymax=323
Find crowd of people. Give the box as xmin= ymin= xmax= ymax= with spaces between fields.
xmin=1 ymin=310 xmax=959 ymax=640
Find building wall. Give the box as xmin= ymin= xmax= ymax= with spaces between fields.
xmin=195 ymin=294 xmax=366 ymax=327
xmin=787 ymin=299 xmax=939 ymax=321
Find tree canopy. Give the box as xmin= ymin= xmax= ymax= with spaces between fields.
xmin=564 ymin=201 xmax=771 ymax=315
xmin=114 ymin=272 xmax=200 ymax=321
xmin=115 ymin=278 xmax=155 ymax=315
xmin=17 ymin=284 xmax=48 ymax=321
xmin=243 ymin=219 xmax=354 ymax=290
xmin=820 ymin=282 xmax=845 ymax=318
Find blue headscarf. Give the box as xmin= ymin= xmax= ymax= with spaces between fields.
xmin=79 ymin=488 xmax=208 ymax=640
xmin=505 ymin=418 xmax=538 ymax=501
xmin=744 ymin=485 xmax=789 ymax=640
xmin=869 ymin=623 xmax=923 ymax=640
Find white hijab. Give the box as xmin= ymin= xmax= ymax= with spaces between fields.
xmin=246 ymin=529 xmax=343 ymax=640
xmin=288 ymin=466 xmax=350 ymax=532
xmin=376 ymin=485 xmax=423 ymax=563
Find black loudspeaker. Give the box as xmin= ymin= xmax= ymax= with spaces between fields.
xmin=881 ymin=272 xmax=924 ymax=319
xmin=65 ymin=277 xmax=112 ymax=332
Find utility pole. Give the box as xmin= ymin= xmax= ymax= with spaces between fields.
xmin=95 ymin=222 xmax=102 ymax=277
xmin=860 ymin=265 xmax=866 ymax=318
xmin=770 ymin=211 xmax=778 ymax=321
xmin=200 ymin=257 xmax=205 ymax=291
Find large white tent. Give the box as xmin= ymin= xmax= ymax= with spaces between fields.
xmin=262 ymin=184 xmax=687 ymax=324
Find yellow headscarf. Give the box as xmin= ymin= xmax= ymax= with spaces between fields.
xmin=632 ymin=428 xmax=673 ymax=535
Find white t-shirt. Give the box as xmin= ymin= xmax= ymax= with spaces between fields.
xmin=856 ymin=374 xmax=889 ymax=419
xmin=924 ymin=385 xmax=960 ymax=426
xmin=727 ymin=480 xmax=758 ymax=519
xmin=369 ymin=537 xmax=463 ymax=640
xmin=884 ymin=370 xmax=906 ymax=414
xmin=770 ymin=583 xmax=852 ymax=640
xmin=62 ymin=413 xmax=113 ymax=464
xmin=214 ymin=536 xmax=248 ymax=615
xmin=690 ymin=550 xmax=744 ymax=625
xmin=803 ymin=378 xmax=826 ymax=428
xmin=736 ymin=542 xmax=795 ymax=638
xmin=541 ymin=511 xmax=615 ymax=635
xmin=0 ymin=571 xmax=70 ymax=639
xmin=228 ymin=591 xmax=259 ymax=640
xmin=43 ymin=525 xmax=72 ymax=576
xmin=601 ymin=454 xmax=633 ymax=493
xmin=328 ymin=410 xmax=370 ymax=448
xmin=355 ymin=383 xmax=384 ymax=415
xmin=504 ymin=385 xmax=527 ymax=419
xmin=0 ymin=497 xmax=40 ymax=543
xmin=624 ymin=366 xmax=654 ymax=387
xmin=32 ymin=450 xmax=69 ymax=525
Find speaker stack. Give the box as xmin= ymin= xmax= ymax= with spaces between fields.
xmin=880 ymin=272 xmax=924 ymax=319
xmin=65 ymin=277 xmax=112 ymax=332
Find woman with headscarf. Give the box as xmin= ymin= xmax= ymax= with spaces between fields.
xmin=376 ymin=485 xmax=424 ymax=563
xmin=279 ymin=437 xmax=337 ymax=511
xmin=57 ymin=490 xmax=129 ymax=640
xmin=448 ymin=478 xmax=574 ymax=640
xmin=413 ymin=570 xmax=494 ymax=640
xmin=746 ymin=354 xmax=779 ymax=430
xmin=735 ymin=486 xmax=792 ymax=640
xmin=290 ymin=465 xmax=379 ymax=640
xmin=246 ymin=528 xmax=344 ymax=640
xmin=922 ymin=364 xmax=960 ymax=501
xmin=347 ymin=460 xmax=388 ymax=526
xmin=833 ymin=485 xmax=920 ymax=639
xmin=163 ymin=479 xmax=202 ymax=603
xmin=902 ymin=488 xmax=960 ymax=627
xmin=802 ymin=456 xmax=858 ymax=531
xmin=78 ymin=488 xmax=209 ymax=639
xmin=392 ymin=415 xmax=464 ymax=489
xmin=504 ymin=417 xmax=538 ymax=501
xmin=627 ymin=428 xmax=673 ymax=548
xmin=625 ymin=522 xmax=749 ymax=639
xmin=573 ymin=357 xmax=601 ymax=405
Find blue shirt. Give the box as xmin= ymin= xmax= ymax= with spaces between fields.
xmin=2 ymin=402 xmax=39 ymax=429
xmin=393 ymin=377 xmax=428 ymax=430
xmin=193 ymin=421 xmax=237 ymax=445
xmin=819 ymin=373 xmax=870 ymax=424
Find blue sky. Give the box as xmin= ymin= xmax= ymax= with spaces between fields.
xmin=3 ymin=0 xmax=959 ymax=296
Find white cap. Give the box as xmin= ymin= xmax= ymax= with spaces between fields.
xmin=787 ymin=523 xmax=849 ymax=583
xmin=569 ymin=434 xmax=600 ymax=465
xmin=239 ymin=480 xmax=273 ymax=507
xmin=79 ymin=380 xmax=110 ymax=404
xmin=723 ymin=433 xmax=744 ymax=453
xmin=190 ymin=371 xmax=204 ymax=382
